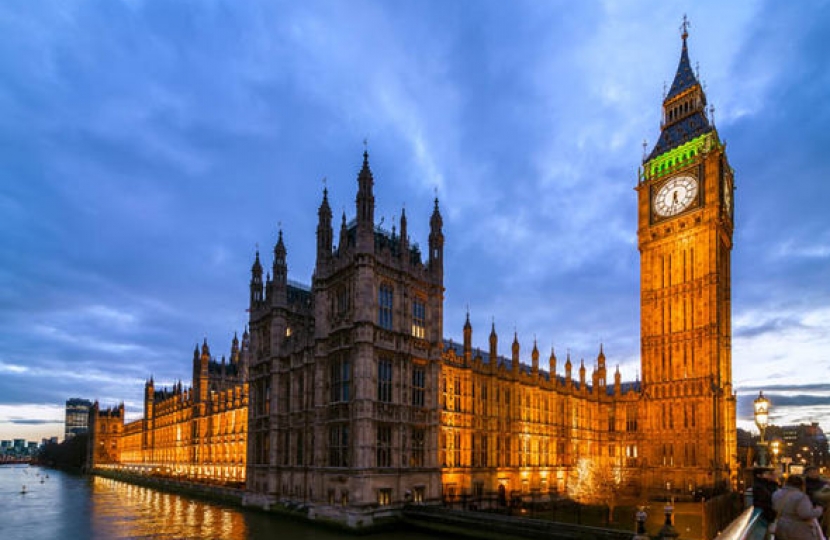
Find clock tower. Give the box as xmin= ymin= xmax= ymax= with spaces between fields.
xmin=636 ymin=22 xmax=737 ymax=494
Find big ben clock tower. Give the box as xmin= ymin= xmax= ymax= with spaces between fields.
xmin=637 ymin=20 xmax=737 ymax=494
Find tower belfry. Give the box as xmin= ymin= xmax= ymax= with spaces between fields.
xmin=636 ymin=20 xmax=737 ymax=492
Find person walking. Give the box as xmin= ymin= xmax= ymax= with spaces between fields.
xmin=754 ymin=467 xmax=780 ymax=524
xmin=805 ymin=467 xmax=830 ymax=539
xmin=772 ymin=475 xmax=824 ymax=540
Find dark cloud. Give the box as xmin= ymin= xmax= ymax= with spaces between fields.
xmin=4 ymin=419 xmax=61 ymax=426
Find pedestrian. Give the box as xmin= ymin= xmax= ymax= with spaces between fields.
xmin=754 ymin=467 xmax=780 ymax=524
xmin=772 ymin=475 xmax=824 ymax=540
xmin=805 ymin=467 xmax=830 ymax=539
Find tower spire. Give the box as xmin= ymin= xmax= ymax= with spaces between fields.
xmin=645 ymin=16 xmax=712 ymax=163
xmin=316 ymin=182 xmax=333 ymax=265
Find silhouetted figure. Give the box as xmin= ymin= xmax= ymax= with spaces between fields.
xmin=773 ymin=475 xmax=824 ymax=540
xmin=753 ymin=467 xmax=779 ymax=524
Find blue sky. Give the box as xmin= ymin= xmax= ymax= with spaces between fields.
xmin=1 ymin=0 xmax=828 ymax=442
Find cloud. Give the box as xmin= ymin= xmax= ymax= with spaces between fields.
xmin=0 ymin=1 xmax=828 ymax=440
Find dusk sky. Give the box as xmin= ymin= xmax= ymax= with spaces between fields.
xmin=1 ymin=1 xmax=828 ymax=442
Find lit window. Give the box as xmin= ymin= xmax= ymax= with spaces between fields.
xmin=378 ymin=488 xmax=392 ymax=505
xmin=411 ymin=300 xmax=425 ymax=338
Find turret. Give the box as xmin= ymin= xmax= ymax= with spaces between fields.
xmin=399 ymin=207 xmax=408 ymax=254
xmin=271 ymin=229 xmax=288 ymax=307
xmin=511 ymin=332 xmax=520 ymax=373
xmin=614 ymin=365 xmax=622 ymax=395
xmin=144 ymin=377 xmax=154 ymax=451
xmin=230 ymin=332 xmax=240 ymax=365
xmin=463 ymin=311 xmax=472 ymax=366
xmin=531 ymin=340 xmax=539 ymax=376
xmin=339 ymin=211 xmax=348 ymax=252
xmin=240 ymin=327 xmax=250 ymax=381
xmin=273 ymin=230 xmax=287 ymax=286
xmin=489 ymin=322 xmax=498 ymax=373
xmin=355 ymin=150 xmax=375 ymax=251
xmin=429 ymin=198 xmax=444 ymax=276
xmin=549 ymin=347 xmax=557 ymax=379
xmin=316 ymin=186 xmax=333 ymax=266
xmin=195 ymin=339 xmax=210 ymax=403
xmin=579 ymin=359 xmax=586 ymax=390
xmin=597 ymin=344 xmax=607 ymax=390
xmin=250 ymin=250 xmax=264 ymax=306
xmin=565 ymin=353 xmax=573 ymax=386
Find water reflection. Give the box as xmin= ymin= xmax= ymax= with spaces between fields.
xmin=1 ymin=467 xmax=449 ymax=540
xmin=91 ymin=477 xmax=248 ymax=539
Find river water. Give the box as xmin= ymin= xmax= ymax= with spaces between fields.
xmin=0 ymin=465 xmax=448 ymax=540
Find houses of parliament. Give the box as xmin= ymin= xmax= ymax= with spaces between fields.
xmin=89 ymin=28 xmax=737 ymax=524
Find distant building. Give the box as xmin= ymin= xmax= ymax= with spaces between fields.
xmin=88 ymin=335 xmax=248 ymax=484
xmin=767 ymin=422 xmax=829 ymax=470
xmin=65 ymin=398 xmax=93 ymax=440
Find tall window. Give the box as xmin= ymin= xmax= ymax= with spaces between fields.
xmin=330 ymin=355 xmax=351 ymax=403
xmin=328 ymin=424 xmax=349 ymax=467
xmin=336 ymin=286 xmax=350 ymax=315
xmin=412 ymin=366 xmax=425 ymax=407
xmin=411 ymin=428 xmax=425 ymax=467
xmin=378 ymin=284 xmax=393 ymax=330
xmin=378 ymin=358 xmax=393 ymax=403
xmin=377 ymin=425 xmax=392 ymax=467
xmin=411 ymin=299 xmax=425 ymax=338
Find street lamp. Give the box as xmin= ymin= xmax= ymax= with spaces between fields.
xmin=770 ymin=438 xmax=781 ymax=467
xmin=754 ymin=391 xmax=771 ymax=467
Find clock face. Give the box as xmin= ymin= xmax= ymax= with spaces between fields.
xmin=653 ymin=175 xmax=699 ymax=217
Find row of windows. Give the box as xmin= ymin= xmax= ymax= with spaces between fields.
xmin=327 ymin=425 xmax=426 ymax=468
xmin=328 ymin=356 xmax=427 ymax=408
xmin=377 ymin=284 xmax=427 ymax=338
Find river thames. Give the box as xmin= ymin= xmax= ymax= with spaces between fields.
xmin=0 ymin=465 xmax=452 ymax=540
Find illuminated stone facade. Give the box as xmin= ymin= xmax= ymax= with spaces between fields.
xmin=636 ymin=27 xmax=737 ymax=493
xmin=245 ymin=152 xmax=445 ymax=519
xmin=243 ymin=31 xmax=736 ymax=520
xmin=90 ymin=29 xmax=737 ymax=523
xmin=89 ymin=336 xmax=249 ymax=485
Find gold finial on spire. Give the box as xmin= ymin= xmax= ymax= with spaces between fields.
xmin=680 ymin=14 xmax=690 ymax=40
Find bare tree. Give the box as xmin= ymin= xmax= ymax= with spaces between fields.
xmin=568 ymin=457 xmax=636 ymax=523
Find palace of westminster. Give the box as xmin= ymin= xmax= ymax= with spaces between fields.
xmin=89 ymin=29 xmax=738 ymax=523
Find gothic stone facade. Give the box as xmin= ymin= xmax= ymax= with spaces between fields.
xmin=243 ymin=31 xmax=737 ymax=520
xmin=89 ymin=336 xmax=249 ymax=485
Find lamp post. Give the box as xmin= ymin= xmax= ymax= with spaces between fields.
xmin=754 ymin=391 xmax=771 ymax=467
xmin=771 ymin=438 xmax=781 ymax=467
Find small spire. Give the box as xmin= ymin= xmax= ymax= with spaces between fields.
xmin=680 ymin=13 xmax=690 ymax=41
